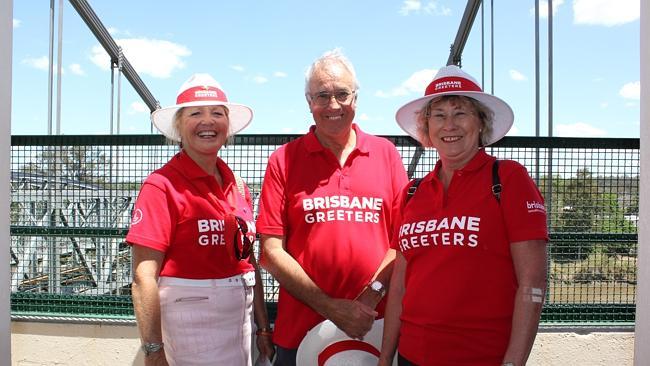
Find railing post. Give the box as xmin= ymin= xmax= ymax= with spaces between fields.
xmin=1 ymin=0 xmax=13 ymax=363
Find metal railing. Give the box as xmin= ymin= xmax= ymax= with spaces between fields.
xmin=9 ymin=134 xmax=639 ymax=323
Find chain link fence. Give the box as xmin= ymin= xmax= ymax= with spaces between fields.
xmin=9 ymin=134 xmax=638 ymax=323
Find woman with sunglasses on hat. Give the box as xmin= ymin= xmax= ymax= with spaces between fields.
xmin=127 ymin=74 xmax=274 ymax=365
xmin=379 ymin=66 xmax=548 ymax=366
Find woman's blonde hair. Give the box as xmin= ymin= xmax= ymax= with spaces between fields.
xmin=415 ymin=95 xmax=494 ymax=147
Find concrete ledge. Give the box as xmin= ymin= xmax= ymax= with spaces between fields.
xmin=11 ymin=321 xmax=635 ymax=365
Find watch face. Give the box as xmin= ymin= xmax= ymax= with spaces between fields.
xmin=371 ymin=281 xmax=385 ymax=295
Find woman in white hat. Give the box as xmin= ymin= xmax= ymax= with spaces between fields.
xmin=379 ymin=66 xmax=548 ymax=366
xmin=128 ymin=74 xmax=274 ymax=365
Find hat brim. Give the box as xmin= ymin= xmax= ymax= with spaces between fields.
xmin=395 ymin=91 xmax=514 ymax=146
xmin=296 ymin=319 xmax=395 ymax=366
xmin=151 ymin=100 xmax=253 ymax=142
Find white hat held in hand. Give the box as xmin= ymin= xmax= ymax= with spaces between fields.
xmin=296 ymin=319 xmax=394 ymax=365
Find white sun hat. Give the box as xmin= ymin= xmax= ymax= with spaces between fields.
xmin=151 ymin=73 xmax=253 ymax=141
xmin=395 ymin=65 xmax=514 ymax=146
xmin=296 ymin=319 xmax=395 ymax=366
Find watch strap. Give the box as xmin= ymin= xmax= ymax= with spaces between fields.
xmin=142 ymin=342 xmax=164 ymax=356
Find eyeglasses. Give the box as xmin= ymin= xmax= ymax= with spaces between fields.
xmin=233 ymin=216 xmax=253 ymax=260
xmin=308 ymin=90 xmax=356 ymax=106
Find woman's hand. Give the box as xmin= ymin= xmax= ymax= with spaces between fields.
xmin=256 ymin=332 xmax=275 ymax=362
xmin=144 ymin=349 xmax=169 ymax=366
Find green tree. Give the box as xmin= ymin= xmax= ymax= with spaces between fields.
xmin=551 ymin=168 xmax=601 ymax=261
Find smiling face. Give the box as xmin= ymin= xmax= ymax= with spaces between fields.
xmin=425 ymin=96 xmax=484 ymax=168
xmin=306 ymin=61 xmax=357 ymax=141
xmin=175 ymin=105 xmax=230 ymax=158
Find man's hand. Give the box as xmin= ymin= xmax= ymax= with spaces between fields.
xmin=325 ymin=298 xmax=378 ymax=339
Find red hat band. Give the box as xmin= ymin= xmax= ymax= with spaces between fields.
xmin=424 ymin=76 xmax=482 ymax=97
xmin=176 ymin=85 xmax=228 ymax=104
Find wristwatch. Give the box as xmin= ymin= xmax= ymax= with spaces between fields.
xmin=142 ymin=342 xmax=164 ymax=356
xmin=369 ymin=280 xmax=386 ymax=298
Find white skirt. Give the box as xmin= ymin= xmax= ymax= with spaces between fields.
xmin=158 ymin=273 xmax=255 ymax=366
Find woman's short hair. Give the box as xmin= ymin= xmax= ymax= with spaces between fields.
xmin=416 ymin=95 xmax=494 ymax=147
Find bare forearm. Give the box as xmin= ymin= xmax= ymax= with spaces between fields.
xmin=502 ymin=288 xmax=544 ymax=365
xmin=356 ymin=249 xmax=396 ymax=309
xmin=132 ymin=278 xmax=163 ymax=343
xmin=379 ymin=253 xmax=406 ymax=364
xmin=379 ymin=286 xmax=402 ymax=363
xmin=252 ymin=264 xmax=270 ymax=329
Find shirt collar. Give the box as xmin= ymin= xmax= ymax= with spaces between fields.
xmin=303 ymin=123 xmax=370 ymax=155
xmin=169 ymin=150 xmax=208 ymax=179
xmin=169 ymin=150 xmax=236 ymax=188
xmin=430 ymin=148 xmax=494 ymax=181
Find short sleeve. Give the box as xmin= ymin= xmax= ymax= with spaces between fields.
xmin=256 ymin=151 xmax=287 ymax=236
xmin=500 ymin=162 xmax=549 ymax=243
xmin=126 ymin=181 xmax=175 ymax=252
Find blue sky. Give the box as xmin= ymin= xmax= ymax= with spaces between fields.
xmin=11 ymin=0 xmax=640 ymax=138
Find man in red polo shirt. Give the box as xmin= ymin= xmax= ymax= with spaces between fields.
xmin=256 ymin=49 xmax=408 ymax=365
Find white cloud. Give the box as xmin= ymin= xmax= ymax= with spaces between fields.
xmin=69 ymin=63 xmax=85 ymax=76
xmin=619 ymin=81 xmax=640 ymax=100
xmin=281 ymin=127 xmax=294 ymax=133
xmin=600 ymin=102 xmax=609 ymax=108
xmin=22 ymin=56 xmax=64 ymax=74
xmin=90 ymin=38 xmax=191 ymax=79
xmin=556 ymin=122 xmax=607 ymax=137
xmin=106 ymin=27 xmax=132 ymax=37
xmin=230 ymin=65 xmax=245 ymax=72
xmin=359 ymin=113 xmax=370 ymax=121
xmin=375 ymin=69 xmax=436 ymax=98
xmin=531 ymin=0 xmax=564 ymax=18
xmin=423 ymin=2 xmax=451 ymax=16
xmin=400 ymin=0 xmax=421 ymax=15
xmin=509 ymin=69 xmax=527 ymax=81
xmin=400 ymin=1 xmax=450 ymax=16
xmin=22 ymin=56 xmax=49 ymax=71
xmin=273 ymin=71 xmax=288 ymax=78
xmin=252 ymin=76 xmax=269 ymax=84
xmin=129 ymin=101 xmax=149 ymax=114
xmin=13 ymin=19 xmax=21 ymax=28
xmin=573 ymin=0 xmax=639 ymax=26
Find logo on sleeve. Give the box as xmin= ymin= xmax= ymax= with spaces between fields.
xmin=526 ymin=201 xmax=546 ymax=214
xmin=130 ymin=209 xmax=143 ymax=226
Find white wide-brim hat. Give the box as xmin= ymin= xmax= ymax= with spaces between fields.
xmin=395 ymin=65 xmax=513 ymax=146
xmin=296 ymin=319 xmax=395 ymax=366
xmin=151 ymin=73 xmax=253 ymax=142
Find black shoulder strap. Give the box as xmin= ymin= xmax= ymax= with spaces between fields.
xmin=406 ymin=178 xmax=423 ymax=203
xmin=492 ymin=160 xmax=501 ymax=204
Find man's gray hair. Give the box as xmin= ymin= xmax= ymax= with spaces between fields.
xmin=304 ymin=48 xmax=360 ymax=93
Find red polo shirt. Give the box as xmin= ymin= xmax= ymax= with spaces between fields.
xmin=256 ymin=124 xmax=408 ymax=348
xmin=392 ymin=149 xmax=548 ymax=365
xmin=127 ymin=151 xmax=254 ymax=278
